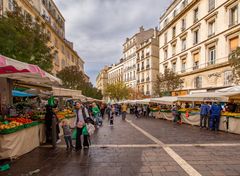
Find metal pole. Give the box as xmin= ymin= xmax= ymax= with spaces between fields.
xmin=52 ymin=117 xmax=57 ymax=148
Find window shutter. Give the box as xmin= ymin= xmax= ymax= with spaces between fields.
xmin=230 ymin=37 xmax=239 ymax=52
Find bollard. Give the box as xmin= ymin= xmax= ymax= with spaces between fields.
xmin=52 ymin=117 xmax=57 ymax=148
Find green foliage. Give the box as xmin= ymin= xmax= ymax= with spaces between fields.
xmin=104 ymin=82 xmax=129 ymax=101
xmin=57 ymin=66 xmax=102 ymax=99
xmin=0 ymin=5 xmax=54 ymax=72
xmin=229 ymin=47 xmax=240 ymax=84
xmin=153 ymin=68 xmax=183 ymax=97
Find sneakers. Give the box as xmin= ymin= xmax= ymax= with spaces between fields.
xmin=56 ymin=139 xmax=61 ymax=144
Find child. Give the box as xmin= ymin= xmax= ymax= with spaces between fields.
xmin=61 ymin=119 xmax=74 ymax=150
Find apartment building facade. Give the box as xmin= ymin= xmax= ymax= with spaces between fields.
xmin=107 ymin=61 xmax=124 ymax=85
xmin=1 ymin=0 xmax=85 ymax=76
xmin=136 ymin=29 xmax=159 ymax=97
xmin=96 ymin=66 xmax=109 ymax=97
xmin=159 ymin=0 xmax=239 ymax=95
xmin=123 ymin=27 xmax=155 ymax=89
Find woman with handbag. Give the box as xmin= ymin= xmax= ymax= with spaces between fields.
xmin=74 ymin=102 xmax=88 ymax=151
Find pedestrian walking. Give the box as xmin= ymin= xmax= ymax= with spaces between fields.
xmin=121 ymin=103 xmax=127 ymax=120
xmin=135 ymin=105 xmax=140 ymax=118
xmin=209 ymin=102 xmax=222 ymax=131
xmin=61 ymin=119 xmax=74 ymax=151
xmin=74 ymin=102 xmax=89 ymax=151
xmin=100 ymin=103 xmax=105 ymax=118
xmin=92 ymin=103 xmax=102 ymax=127
xmin=109 ymin=105 xmax=115 ymax=126
xmin=143 ymin=105 xmax=147 ymax=117
xmin=200 ymin=101 xmax=210 ymax=128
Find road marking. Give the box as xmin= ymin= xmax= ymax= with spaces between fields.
xmin=126 ymin=119 xmax=164 ymax=145
xmin=40 ymin=143 xmax=240 ymax=148
xmin=40 ymin=144 xmax=161 ymax=148
xmin=126 ymin=119 xmax=202 ymax=176
xmin=167 ymin=143 xmax=240 ymax=147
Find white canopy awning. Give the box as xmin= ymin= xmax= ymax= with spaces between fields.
xmin=150 ymin=97 xmax=178 ymax=105
xmin=177 ymin=92 xmax=240 ymax=102
xmin=52 ymin=87 xmax=82 ymax=98
xmin=216 ymin=86 xmax=240 ymax=93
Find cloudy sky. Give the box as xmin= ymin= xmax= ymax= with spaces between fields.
xmin=55 ymin=0 xmax=172 ymax=85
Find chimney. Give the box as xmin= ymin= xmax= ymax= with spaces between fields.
xmin=139 ymin=26 xmax=144 ymax=32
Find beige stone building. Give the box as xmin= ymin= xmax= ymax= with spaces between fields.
xmin=123 ymin=27 xmax=155 ymax=89
xmin=1 ymin=0 xmax=85 ymax=76
xmin=136 ymin=29 xmax=159 ymax=97
xmin=96 ymin=66 xmax=109 ymax=97
xmin=159 ymin=0 xmax=240 ymax=95
xmin=107 ymin=60 xmax=124 ymax=85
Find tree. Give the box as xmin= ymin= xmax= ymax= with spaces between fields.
xmin=229 ymin=47 xmax=240 ymax=83
xmin=57 ymin=66 xmax=103 ymax=99
xmin=0 ymin=5 xmax=54 ymax=72
xmin=104 ymin=82 xmax=129 ymax=101
xmin=153 ymin=68 xmax=183 ymax=97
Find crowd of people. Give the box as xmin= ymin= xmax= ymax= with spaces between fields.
xmin=44 ymin=100 xmax=236 ymax=151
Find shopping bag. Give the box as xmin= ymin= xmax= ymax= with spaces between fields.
xmin=86 ymin=123 xmax=95 ymax=136
xmin=71 ymin=128 xmax=77 ymax=140
xmin=82 ymin=125 xmax=89 ymax=136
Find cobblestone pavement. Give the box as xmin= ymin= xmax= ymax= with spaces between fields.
xmin=1 ymin=114 xmax=240 ymax=176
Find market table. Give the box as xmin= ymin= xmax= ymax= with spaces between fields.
xmin=153 ymin=111 xmax=240 ymax=134
xmin=0 ymin=125 xmax=40 ymax=160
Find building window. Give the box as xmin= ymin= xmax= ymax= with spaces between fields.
xmin=8 ymin=0 xmax=14 ymax=11
xmin=172 ymin=26 xmax=176 ymax=39
xmin=164 ymin=32 xmax=168 ymax=44
xmin=181 ymin=38 xmax=186 ymax=51
xmin=194 ymin=76 xmax=202 ymax=88
xmin=193 ymin=29 xmax=199 ymax=45
xmin=172 ymin=62 xmax=176 ymax=72
xmin=173 ymin=10 xmax=177 ymax=17
xmin=229 ymin=6 xmax=238 ymax=27
xmin=141 ymin=61 xmax=144 ymax=70
xmin=193 ymin=7 xmax=198 ymax=22
xmin=172 ymin=44 xmax=176 ymax=56
xmin=229 ymin=37 xmax=239 ymax=53
xmin=164 ymin=49 xmax=168 ymax=60
xmin=193 ymin=53 xmax=199 ymax=70
xmin=208 ymin=47 xmax=216 ymax=65
xmin=182 ymin=0 xmax=188 ymax=9
xmin=208 ymin=21 xmax=215 ymax=37
xmin=61 ymin=59 xmax=66 ymax=68
xmin=224 ymin=71 xmax=233 ymax=86
xmin=181 ymin=18 xmax=186 ymax=31
xmin=208 ymin=0 xmax=215 ymax=11
xmin=181 ymin=60 xmax=186 ymax=72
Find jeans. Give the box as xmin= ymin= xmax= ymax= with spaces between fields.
xmin=210 ymin=115 xmax=220 ymax=131
xmin=122 ymin=111 xmax=126 ymax=120
xmin=200 ymin=114 xmax=207 ymax=128
xmin=64 ymin=136 xmax=73 ymax=148
xmin=76 ymin=128 xmax=89 ymax=150
xmin=95 ymin=113 xmax=102 ymax=126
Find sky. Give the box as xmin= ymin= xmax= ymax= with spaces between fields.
xmin=55 ymin=0 xmax=172 ymax=85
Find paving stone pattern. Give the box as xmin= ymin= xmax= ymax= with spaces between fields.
xmin=1 ymin=115 xmax=240 ymax=176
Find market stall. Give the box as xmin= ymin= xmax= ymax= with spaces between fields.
xmin=0 ymin=55 xmax=62 ymax=159
xmin=150 ymin=91 xmax=240 ymax=134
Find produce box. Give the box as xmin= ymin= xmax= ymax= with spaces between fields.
xmin=0 ymin=125 xmax=24 ymax=134
xmin=24 ymin=121 xmax=39 ymax=128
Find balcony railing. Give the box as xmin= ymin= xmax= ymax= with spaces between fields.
xmin=137 ymin=68 xmax=140 ymax=72
xmin=146 ymin=64 xmax=150 ymax=69
xmin=137 ymin=80 xmax=140 ymax=84
xmin=146 ymin=91 xmax=150 ymax=95
xmin=146 ymin=77 xmax=150 ymax=81
xmin=141 ymin=79 xmax=145 ymax=83
xmin=146 ymin=52 xmax=150 ymax=57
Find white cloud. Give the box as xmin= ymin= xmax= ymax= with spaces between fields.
xmin=55 ymin=0 xmax=171 ymax=84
